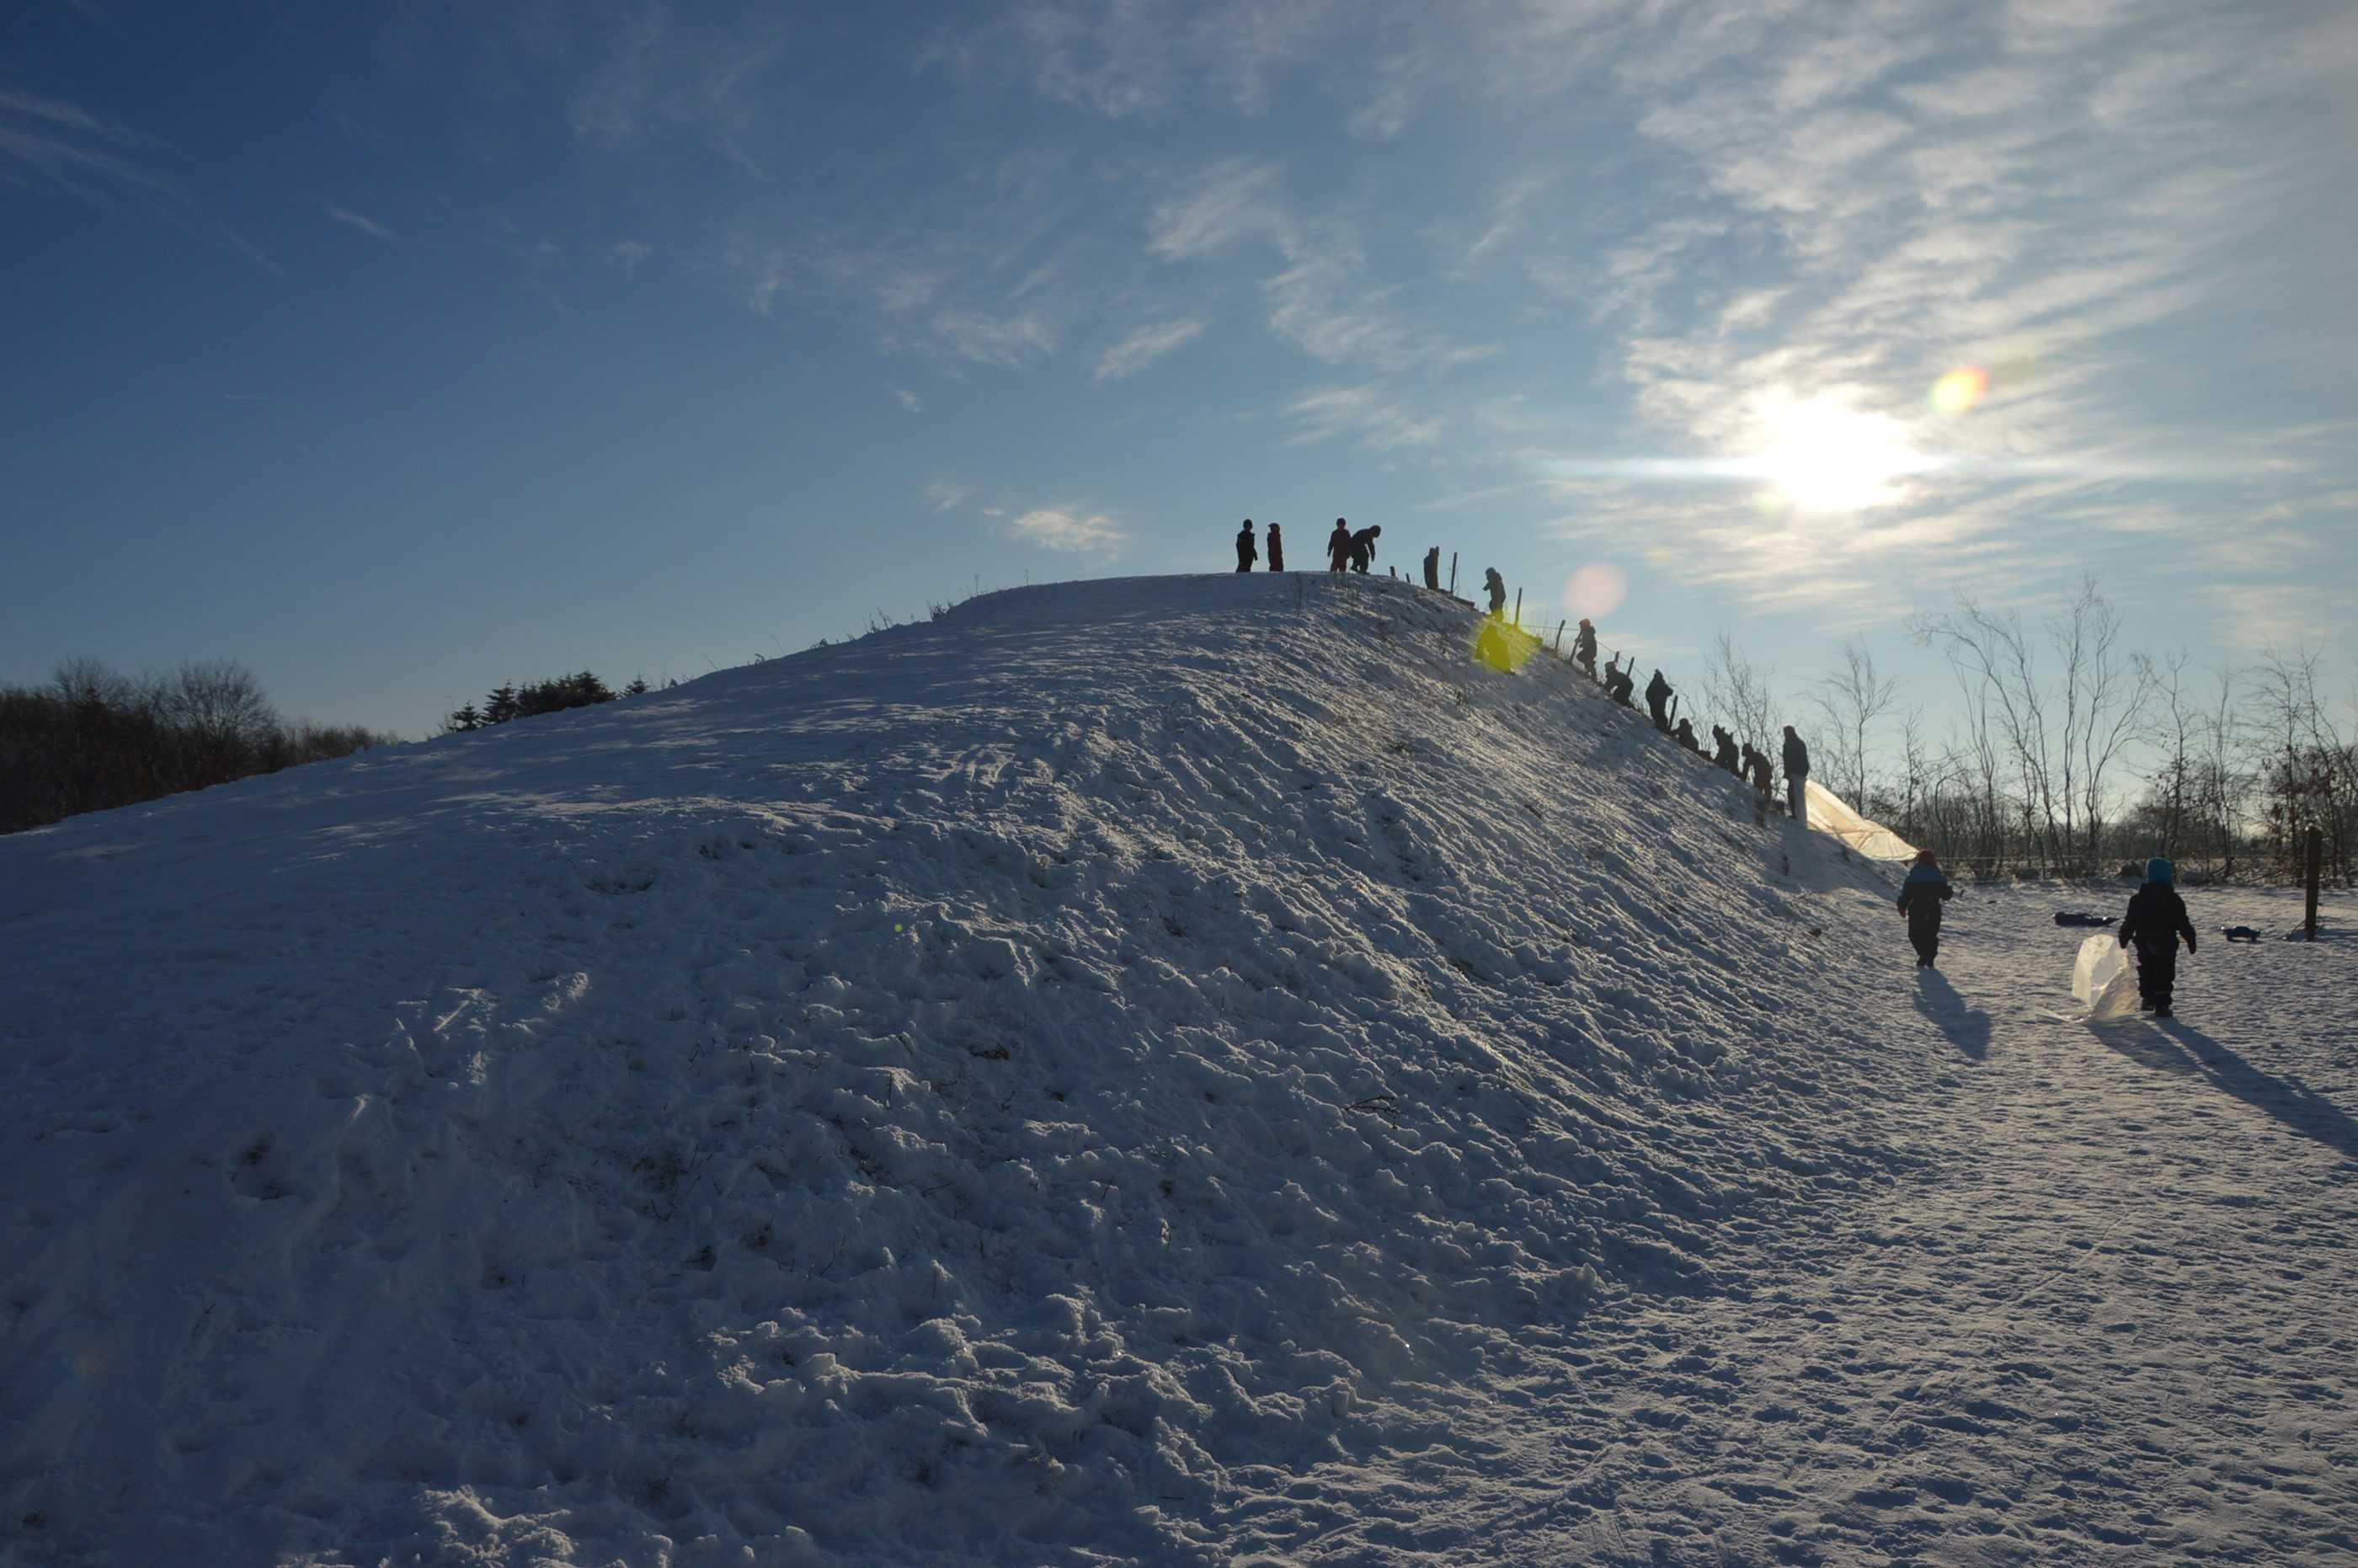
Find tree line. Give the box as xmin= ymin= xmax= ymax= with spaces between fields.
xmin=1711 ymin=577 xmax=2355 ymax=885
xmin=440 ymin=671 xmax=648 ymax=733
xmin=0 ymin=660 xmax=398 ymax=835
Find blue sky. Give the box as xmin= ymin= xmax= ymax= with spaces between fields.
xmin=3 ymin=0 xmax=2352 ymax=759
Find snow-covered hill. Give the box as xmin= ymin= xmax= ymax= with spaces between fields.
xmin=0 ymin=575 xmax=2051 ymax=1562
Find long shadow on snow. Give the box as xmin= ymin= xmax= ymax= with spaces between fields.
xmin=1913 ymin=968 xmax=1990 ymax=1060
xmin=2099 ymin=1017 xmax=2358 ymax=1165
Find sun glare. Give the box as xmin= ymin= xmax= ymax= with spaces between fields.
xmin=1752 ymin=393 xmax=1933 ymax=514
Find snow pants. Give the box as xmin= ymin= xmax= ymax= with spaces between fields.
xmin=2134 ymin=938 xmax=2179 ymax=1010
xmin=1908 ymin=906 xmax=1942 ymax=965
xmin=1789 ymin=774 xmax=1807 ymax=828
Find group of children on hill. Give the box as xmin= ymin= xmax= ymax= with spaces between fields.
xmin=1228 ymin=523 xmax=2206 ymax=1016
xmin=1230 ymin=519 xmax=1461 ymax=593
xmin=1568 ymin=618 xmax=1815 ymax=828
xmin=1895 ymin=851 xmax=2199 ymax=1015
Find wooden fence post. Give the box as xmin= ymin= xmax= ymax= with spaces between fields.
xmin=2307 ymin=825 xmax=2323 ymax=941
xmin=1448 ymin=553 xmax=1458 ymax=596
xmin=1512 ymin=588 xmax=1522 ymax=627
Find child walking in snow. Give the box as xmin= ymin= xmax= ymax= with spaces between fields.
xmin=2119 ymin=856 xmax=2197 ymax=1016
xmin=1897 ymin=849 xmax=1953 ymax=968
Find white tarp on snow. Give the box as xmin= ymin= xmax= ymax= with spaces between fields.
xmin=1804 ymin=779 xmax=1917 ymax=861
xmin=2072 ymin=931 xmax=2141 ymax=1017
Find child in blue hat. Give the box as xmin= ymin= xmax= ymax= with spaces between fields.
xmin=2119 ymin=857 xmax=2197 ymax=1016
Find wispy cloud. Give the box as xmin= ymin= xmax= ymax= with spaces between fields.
xmin=1094 ymin=318 xmax=1207 ymax=382
xmin=1283 ymin=384 xmax=1442 ymax=451
xmin=1147 ymin=159 xmax=1280 ymax=260
xmin=326 ymin=204 xmax=394 ymax=243
xmin=0 ymin=87 xmax=171 ymax=200
xmin=608 ymin=239 xmax=651 ymax=275
xmin=924 ymin=479 xmax=967 ymax=510
xmin=931 ymin=307 xmax=1055 ymax=367
xmin=1006 ymin=505 xmax=1125 ymax=554
xmin=894 ymin=387 xmax=923 ymax=413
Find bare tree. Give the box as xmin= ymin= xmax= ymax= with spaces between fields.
xmin=1805 ymin=637 xmax=1899 ymax=809
xmin=1702 ymin=632 xmax=1778 ymax=760
xmin=2060 ymin=580 xmax=2146 ymax=872
xmin=2133 ymin=648 xmax=2196 ymax=858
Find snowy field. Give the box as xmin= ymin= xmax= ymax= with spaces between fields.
xmin=2 ymin=574 xmax=2350 ymax=1565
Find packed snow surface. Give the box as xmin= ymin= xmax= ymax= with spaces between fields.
xmin=3 ymin=574 xmax=2350 ymax=1565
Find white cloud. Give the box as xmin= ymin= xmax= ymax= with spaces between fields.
xmin=0 ymin=87 xmax=169 ymax=199
xmin=1007 ymin=506 xmax=1126 ymax=554
xmin=924 ymin=480 xmax=967 ymax=510
xmin=931 ymin=308 xmax=1055 ymax=366
xmin=609 ymin=239 xmax=651 ymax=275
xmin=326 ymin=204 xmax=394 ymax=243
xmin=1094 ymin=318 xmax=1207 ymax=382
xmin=894 ymin=387 xmax=923 ymax=413
xmin=1283 ymin=384 xmax=1442 ymax=451
xmin=1147 ymin=159 xmax=1280 ymax=260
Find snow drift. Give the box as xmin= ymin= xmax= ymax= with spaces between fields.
xmin=1 ymin=573 xmax=1905 ymax=1565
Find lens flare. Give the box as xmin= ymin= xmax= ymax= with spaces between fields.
xmin=1562 ymin=562 xmax=1628 ymax=621
xmin=1930 ymin=365 xmax=1990 ymax=415
xmin=1470 ymin=617 xmax=1539 ymax=673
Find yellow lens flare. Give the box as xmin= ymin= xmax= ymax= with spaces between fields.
xmin=1930 ymin=365 xmax=1991 ymax=415
xmin=1470 ymin=616 xmax=1540 ymax=673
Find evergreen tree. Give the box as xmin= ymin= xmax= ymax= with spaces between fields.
xmin=483 ymin=685 xmax=520 ymax=724
xmin=444 ymin=703 xmax=483 ymax=733
xmin=625 ymin=676 xmax=649 ymax=696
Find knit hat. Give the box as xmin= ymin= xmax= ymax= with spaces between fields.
xmin=2147 ymin=856 xmax=2175 ymax=885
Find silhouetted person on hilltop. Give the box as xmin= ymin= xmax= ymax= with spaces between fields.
xmin=1266 ymin=522 xmax=1284 ymax=571
xmin=2120 ymin=856 xmax=2198 ymax=1016
xmin=1782 ymin=724 xmax=1811 ymax=828
xmin=1235 ymin=520 xmax=1258 ymax=573
xmin=1572 ymin=619 xmax=1597 ymax=679
xmin=1484 ymin=568 xmax=1507 ymax=616
xmin=1645 ymin=669 xmax=1673 ymax=732
xmin=1327 ymin=518 xmax=1352 ymax=572
xmin=1897 ymin=849 xmax=1955 ymax=968
xmin=1422 ymin=546 xmax=1441 ymax=590
xmin=1348 ymin=524 xmax=1382 ymax=573
xmin=1712 ymin=724 xmax=1739 ymax=776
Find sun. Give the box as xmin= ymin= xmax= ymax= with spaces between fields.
xmin=1752 ymin=393 xmax=1933 ymax=513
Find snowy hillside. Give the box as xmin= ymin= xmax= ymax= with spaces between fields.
xmin=6 ymin=574 xmax=2346 ymax=1565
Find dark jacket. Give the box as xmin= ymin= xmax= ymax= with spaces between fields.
xmin=1897 ymin=864 xmax=1953 ymax=922
xmin=1326 ymin=524 xmax=1352 ymax=569
xmin=1483 ymin=568 xmax=1506 ymax=613
xmin=1348 ymin=526 xmax=1380 ymax=571
xmin=2119 ymin=883 xmax=2195 ymax=953
xmin=1235 ymin=527 xmax=1257 ymax=570
xmin=1646 ymin=671 xmax=1672 ymax=706
xmin=1267 ymin=526 xmax=1283 ymax=571
xmin=1572 ymin=625 xmax=1597 ymax=664
xmin=1783 ymin=730 xmax=1810 ymax=777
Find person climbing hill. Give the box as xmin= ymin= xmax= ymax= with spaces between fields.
xmin=1326 ymin=518 xmax=1352 ymax=572
xmin=1572 ymin=619 xmax=1597 ymax=678
xmin=1897 ymin=849 xmax=1955 ymax=968
xmin=1645 ymin=669 xmax=1672 ymax=732
xmin=1783 ymin=725 xmax=1811 ymax=829
xmin=1712 ymin=724 xmax=1739 ymax=776
xmin=1422 ymin=546 xmax=1441 ymax=590
xmin=1235 ymin=520 xmax=1258 ymax=573
xmin=1348 ymin=524 xmax=1382 ymax=573
xmin=1483 ymin=567 xmax=1507 ymax=615
xmin=2119 ymin=856 xmax=2198 ymax=1017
